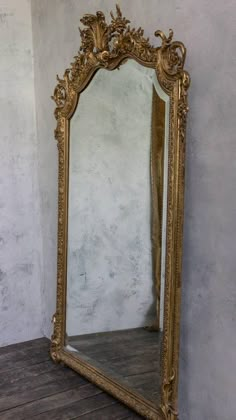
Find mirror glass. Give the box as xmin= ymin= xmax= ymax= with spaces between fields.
xmin=65 ymin=59 xmax=169 ymax=405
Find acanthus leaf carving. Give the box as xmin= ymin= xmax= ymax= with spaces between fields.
xmin=50 ymin=312 xmax=62 ymax=363
xmin=51 ymin=4 xmax=188 ymax=116
xmin=160 ymin=369 xmax=179 ymax=419
xmin=80 ymin=11 xmax=110 ymax=53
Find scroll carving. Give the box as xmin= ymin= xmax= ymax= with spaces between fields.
xmin=52 ymin=5 xmax=187 ymax=115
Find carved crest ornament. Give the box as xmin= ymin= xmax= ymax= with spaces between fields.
xmin=51 ymin=5 xmax=190 ymax=420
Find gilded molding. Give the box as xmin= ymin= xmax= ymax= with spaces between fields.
xmin=51 ymin=5 xmax=190 ymax=419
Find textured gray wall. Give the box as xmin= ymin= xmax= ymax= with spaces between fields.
xmin=176 ymin=2 xmax=236 ymax=420
xmin=31 ymin=1 xmax=236 ymax=419
xmin=0 ymin=0 xmax=43 ymax=346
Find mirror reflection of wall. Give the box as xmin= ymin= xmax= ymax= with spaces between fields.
xmin=67 ymin=61 xmax=155 ymax=337
xmin=66 ymin=60 xmax=169 ymax=339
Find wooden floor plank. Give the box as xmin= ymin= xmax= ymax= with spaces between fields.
xmin=0 ymin=337 xmax=143 ymax=419
xmin=0 ymin=340 xmax=51 ymax=373
xmin=73 ymin=402 xmax=142 ymax=419
xmin=1 ymin=363 xmax=83 ymax=398
xmin=0 ymin=353 xmax=51 ymax=373
xmin=30 ymin=393 xmax=119 ymax=419
xmin=0 ymin=360 xmax=61 ymax=388
xmin=0 ymin=338 xmax=48 ymax=357
xmin=0 ymin=375 xmax=86 ymax=412
xmin=0 ymin=384 xmax=102 ymax=420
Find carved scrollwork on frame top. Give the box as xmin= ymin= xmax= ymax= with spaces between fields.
xmin=52 ymin=4 xmax=189 ymax=120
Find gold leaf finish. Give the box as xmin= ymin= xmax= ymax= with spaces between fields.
xmin=51 ymin=5 xmax=190 ymax=420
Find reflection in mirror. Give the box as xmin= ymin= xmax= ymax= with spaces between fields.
xmin=65 ymin=60 xmax=169 ymax=405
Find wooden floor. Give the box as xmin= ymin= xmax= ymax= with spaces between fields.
xmin=0 ymin=338 xmax=142 ymax=419
xmin=68 ymin=328 xmax=161 ymax=404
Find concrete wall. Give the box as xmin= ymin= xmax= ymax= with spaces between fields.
xmin=0 ymin=0 xmax=43 ymax=346
xmin=31 ymin=1 xmax=236 ymax=419
xmin=177 ymin=1 xmax=236 ymax=419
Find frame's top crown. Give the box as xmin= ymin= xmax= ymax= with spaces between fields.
xmin=52 ymin=5 xmax=190 ymax=111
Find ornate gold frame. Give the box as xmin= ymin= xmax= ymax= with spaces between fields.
xmin=50 ymin=6 xmax=190 ymax=420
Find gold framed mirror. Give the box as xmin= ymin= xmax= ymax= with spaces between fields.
xmin=51 ymin=5 xmax=190 ymax=419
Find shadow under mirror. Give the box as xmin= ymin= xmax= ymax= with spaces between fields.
xmin=65 ymin=59 xmax=169 ymax=406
